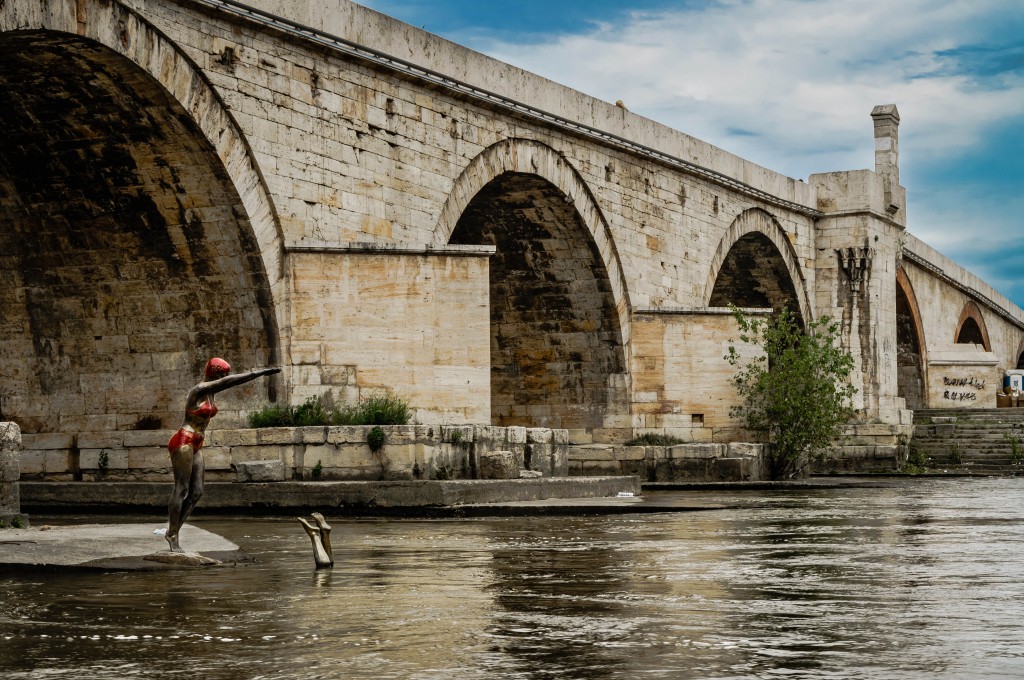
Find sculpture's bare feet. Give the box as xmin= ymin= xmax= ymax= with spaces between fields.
xmin=297 ymin=516 xmax=319 ymax=538
xmin=298 ymin=516 xmax=333 ymax=569
xmin=165 ymin=532 xmax=182 ymax=553
xmin=311 ymin=512 xmax=333 ymax=562
xmin=311 ymin=512 xmax=331 ymax=532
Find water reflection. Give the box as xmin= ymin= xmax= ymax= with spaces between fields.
xmin=1 ymin=478 xmax=1023 ymax=678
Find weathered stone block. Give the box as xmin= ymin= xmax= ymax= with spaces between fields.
xmin=327 ymin=426 xmax=368 ymax=444
xmin=507 ymin=427 xmax=527 ymax=444
xmin=727 ymin=442 xmax=763 ymax=458
xmin=617 ymin=445 xmax=647 ymax=461
xmin=568 ymin=444 xmax=615 ymax=461
xmin=235 ymin=460 xmax=287 ymax=482
xmin=581 ymin=460 xmax=620 ymax=476
xmin=123 ymin=430 xmax=173 ymax=448
xmin=203 ymin=446 xmax=232 ymax=471
xmin=526 ymin=428 xmax=552 ymax=444
xmin=297 ymin=426 xmax=327 ymax=444
xmin=667 ymin=443 xmax=726 ymax=459
xmin=77 ymin=432 xmax=123 ymax=449
xmin=478 ymin=450 xmax=519 ymax=480
xmin=0 ymin=450 xmax=19 ymax=483
xmin=0 ymin=484 xmax=19 ymax=515
xmin=19 ymin=450 xmax=44 ymax=475
xmin=257 ymin=427 xmax=301 ymax=445
xmin=211 ymin=429 xmax=260 ymax=447
xmin=19 ymin=432 xmax=72 ymax=450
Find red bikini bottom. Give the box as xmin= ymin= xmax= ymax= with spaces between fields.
xmin=167 ymin=429 xmax=205 ymax=455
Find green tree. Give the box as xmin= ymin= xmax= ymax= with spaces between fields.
xmin=726 ymin=306 xmax=856 ymax=479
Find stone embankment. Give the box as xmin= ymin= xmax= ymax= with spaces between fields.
xmin=911 ymin=409 xmax=1024 ymax=472
xmin=19 ymin=425 xmax=569 ymax=482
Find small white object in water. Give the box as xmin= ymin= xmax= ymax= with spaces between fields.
xmin=153 ymin=528 xmax=167 ymax=536
xmin=617 ymin=492 xmax=636 ymax=498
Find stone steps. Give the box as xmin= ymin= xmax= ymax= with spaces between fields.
xmin=910 ymin=409 xmax=1024 ymax=468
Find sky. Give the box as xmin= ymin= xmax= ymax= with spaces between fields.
xmin=359 ymin=0 xmax=1024 ymax=307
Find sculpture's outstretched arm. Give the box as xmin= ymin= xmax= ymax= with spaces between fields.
xmin=198 ymin=367 xmax=281 ymax=396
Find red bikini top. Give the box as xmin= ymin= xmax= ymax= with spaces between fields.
xmin=188 ymin=400 xmax=218 ymax=419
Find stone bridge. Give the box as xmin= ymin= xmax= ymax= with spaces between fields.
xmin=2 ymin=0 xmax=1022 ymax=449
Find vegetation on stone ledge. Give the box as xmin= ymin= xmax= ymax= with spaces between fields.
xmin=248 ymin=393 xmax=410 ymax=428
xmin=624 ymin=433 xmax=685 ymax=446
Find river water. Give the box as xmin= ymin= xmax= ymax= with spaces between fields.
xmin=2 ymin=477 xmax=1023 ymax=679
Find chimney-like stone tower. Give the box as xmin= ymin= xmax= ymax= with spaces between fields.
xmin=871 ymin=104 xmax=901 ymax=215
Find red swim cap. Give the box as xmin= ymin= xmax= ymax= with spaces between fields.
xmin=204 ymin=357 xmax=231 ymax=379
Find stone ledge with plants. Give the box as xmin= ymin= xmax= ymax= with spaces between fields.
xmin=17 ymin=394 xmax=571 ymax=482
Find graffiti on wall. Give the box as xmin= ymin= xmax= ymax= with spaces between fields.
xmin=942 ymin=376 xmax=985 ymax=402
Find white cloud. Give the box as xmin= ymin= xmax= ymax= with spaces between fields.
xmin=473 ymin=0 xmax=1023 ymax=180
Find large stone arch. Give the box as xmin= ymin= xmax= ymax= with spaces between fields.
xmin=438 ymin=140 xmax=629 ymax=432
xmin=896 ymin=268 xmax=928 ymax=409
xmin=0 ymin=2 xmax=283 ymax=432
xmin=954 ymin=301 xmax=991 ymax=351
xmin=703 ymin=208 xmax=811 ymax=323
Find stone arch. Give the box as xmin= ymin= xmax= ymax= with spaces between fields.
xmin=0 ymin=4 xmax=283 ymax=432
xmin=1014 ymin=338 xmax=1024 ymax=369
xmin=435 ymin=138 xmax=630 ymax=330
xmin=439 ymin=140 xmax=629 ymax=432
xmin=703 ymin=208 xmax=811 ymax=323
xmin=954 ymin=301 xmax=991 ymax=351
xmin=896 ymin=268 xmax=928 ymax=409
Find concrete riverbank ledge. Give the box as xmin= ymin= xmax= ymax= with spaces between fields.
xmin=0 ymin=523 xmax=249 ymax=572
xmin=21 ymin=476 xmax=640 ymax=515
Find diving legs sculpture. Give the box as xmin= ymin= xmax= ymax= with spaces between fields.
xmin=298 ymin=512 xmax=334 ymax=569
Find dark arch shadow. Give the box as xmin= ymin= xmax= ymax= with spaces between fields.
xmin=896 ymin=268 xmax=927 ymax=409
xmin=954 ymin=301 xmax=990 ymax=351
xmin=448 ymin=172 xmax=626 ymax=431
xmin=708 ymin=232 xmax=804 ymax=325
xmin=0 ymin=33 xmax=278 ymax=433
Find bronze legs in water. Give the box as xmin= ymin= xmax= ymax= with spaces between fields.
xmin=298 ymin=512 xmax=334 ymax=568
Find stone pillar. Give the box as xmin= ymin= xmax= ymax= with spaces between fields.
xmin=871 ymin=104 xmax=901 ymax=216
xmin=810 ymin=106 xmax=911 ymax=427
xmin=1 ymin=422 xmax=28 ymax=528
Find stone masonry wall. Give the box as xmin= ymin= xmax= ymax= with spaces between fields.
xmin=628 ymin=309 xmax=763 ymax=442
xmin=20 ymin=425 xmax=568 ymax=482
xmin=286 ymin=247 xmax=492 ymax=424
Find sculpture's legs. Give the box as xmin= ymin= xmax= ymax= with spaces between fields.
xmin=311 ymin=512 xmax=333 ymax=562
xmin=178 ymin=452 xmax=205 ymax=528
xmin=166 ymin=445 xmax=195 ymax=553
xmin=298 ymin=516 xmax=333 ymax=568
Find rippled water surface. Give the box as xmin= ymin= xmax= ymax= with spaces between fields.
xmin=2 ymin=477 xmax=1024 ymax=679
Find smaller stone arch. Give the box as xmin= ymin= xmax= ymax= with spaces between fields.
xmin=896 ymin=268 xmax=928 ymax=409
xmin=954 ymin=301 xmax=991 ymax=351
xmin=703 ymin=208 xmax=811 ymax=322
xmin=1014 ymin=338 xmax=1024 ymax=369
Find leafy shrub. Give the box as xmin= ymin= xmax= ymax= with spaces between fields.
xmin=367 ymin=426 xmax=386 ymax=453
xmin=248 ymin=404 xmax=294 ymax=428
xmin=624 ymin=433 xmax=685 ymax=446
xmin=331 ymin=394 xmax=410 ymax=426
xmin=726 ymin=306 xmax=856 ymax=480
xmin=248 ymin=393 xmax=411 ymax=428
xmin=293 ymin=396 xmax=330 ymax=427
